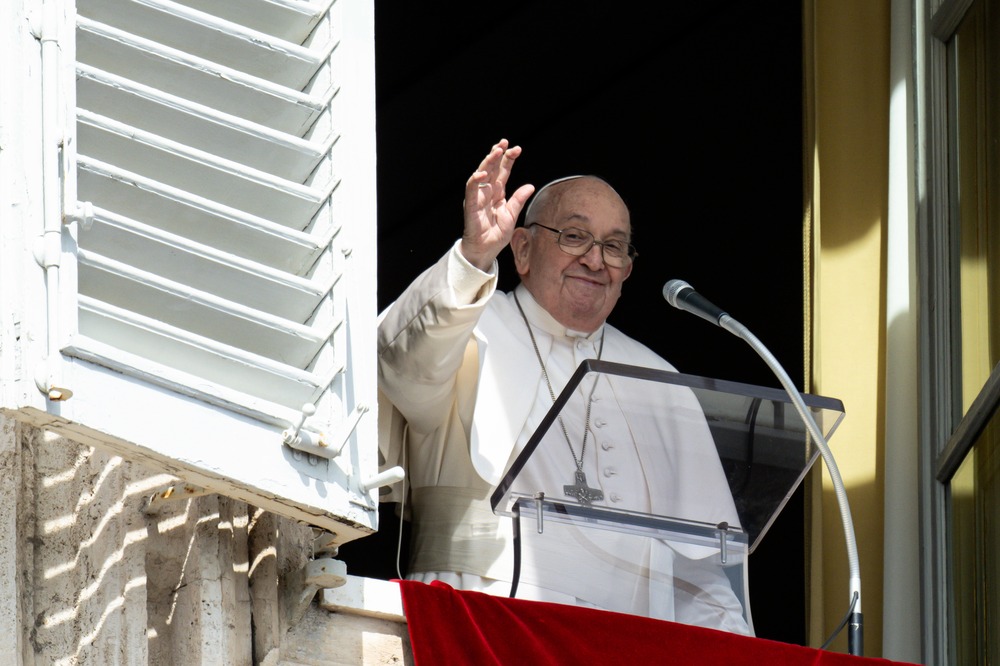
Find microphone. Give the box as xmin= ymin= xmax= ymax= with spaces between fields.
xmin=664 ymin=278 xmax=864 ymax=655
xmin=662 ymin=279 xmax=728 ymax=326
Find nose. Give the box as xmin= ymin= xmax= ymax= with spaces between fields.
xmin=579 ymin=242 xmax=606 ymax=269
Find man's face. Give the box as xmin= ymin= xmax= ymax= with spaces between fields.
xmin=512 ymin=178 xmax=633 ymax=332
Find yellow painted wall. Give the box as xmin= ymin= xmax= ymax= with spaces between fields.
xmin=806 ymin=0 xmax=889 ymax=656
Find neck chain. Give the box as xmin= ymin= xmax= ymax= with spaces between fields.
xmin=514 ymin=292 xmax=606 ymax=504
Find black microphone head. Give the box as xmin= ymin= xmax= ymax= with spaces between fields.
xmin=662 ymin=279 xmax=728 ymax=326
xmin=663 ymin=279 xmax=693 ymax=308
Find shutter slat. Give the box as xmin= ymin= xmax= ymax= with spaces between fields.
xmin=77 ymin=0 xmax=332 ymax=89
xmin=78 ymin=111 xmax=332 ymax=222
xmin=77 ymin=66 xmax=334 ymax=182
xmin=77 ymin=17 xmax=332 ymax=135
xmin=78 ymin=158 xmax=330 ymax=270
xmin=74 ymin=301 xmax=340 ymax=411
xmin=167 ymin=0 xmax=333 ymax=45
xmin=78 ymin=251 xmax=336 ymax=368
xmin=83 ymin=210 xmax=336 ymax=321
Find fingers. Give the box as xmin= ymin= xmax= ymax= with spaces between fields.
xmin=507 ymin=183 xmax=536 ymax=219
xmin=468 ymin=141 xmax=505 ymax=186
xmin=468 ymin=139 xmax=521 ymax=193
xmin=496 ymin=144 xmax=522 ymax=191
xmin=459 ymin=140 xmax=529 ymax=270
xmin=464 ymin=139 xmax=525 ymax=223
xmin=462 ymin=139 xmax=533 ymax=217
xmin=479 ymin=138 xmax=509 ymax=174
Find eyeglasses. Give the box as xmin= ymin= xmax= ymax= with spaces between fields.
xmin=526 ymin=223 xmax=637 ymax=268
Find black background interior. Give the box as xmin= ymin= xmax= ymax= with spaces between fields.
xmin=339 ymin=1 xmax=809 ymax=645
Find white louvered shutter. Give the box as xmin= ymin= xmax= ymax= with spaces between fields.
xmin=0 ymin=0 xmax=380 ymax=546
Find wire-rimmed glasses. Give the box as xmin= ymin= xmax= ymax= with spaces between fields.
xmin=526 ymin=223 xmax=637 ymax=268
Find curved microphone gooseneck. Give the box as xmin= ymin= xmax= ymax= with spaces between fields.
xmin=663 ymin=279 xmax=863 ymax=657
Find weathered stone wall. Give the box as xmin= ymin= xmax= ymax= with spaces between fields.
xmin=0 ymin=416 xmax=411 ymax=665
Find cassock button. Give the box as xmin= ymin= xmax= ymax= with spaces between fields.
xmin=610 ymin=493 xmax=623 ymax=503
xmin=601 ymin=441 xmax=614 ymax=451
xmin=594 ymin=418 xmax=606 ymax=428
xmin=603 ymin=467 xmax=618 ymax=477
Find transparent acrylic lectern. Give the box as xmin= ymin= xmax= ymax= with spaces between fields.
xmin=490 ymin=359 xmax=845 ymax=633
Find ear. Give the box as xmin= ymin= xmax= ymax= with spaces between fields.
xmin=511 ymin=228 xmax=531 ymax=276
xmin=620 ymin=261 xmax=633 ymax=282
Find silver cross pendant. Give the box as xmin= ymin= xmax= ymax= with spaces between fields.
xmin=563 ymin=470 xmax=604 ymax=504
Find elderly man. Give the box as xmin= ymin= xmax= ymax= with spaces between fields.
xmin=377 ymin=139 xmax=749 ymax=634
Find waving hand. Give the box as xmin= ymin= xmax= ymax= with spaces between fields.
xmin=460 ymin=139 xmax=535 ymax=271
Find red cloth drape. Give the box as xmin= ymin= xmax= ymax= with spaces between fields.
xmin=397 ymin=579 xmax=921 ymax=666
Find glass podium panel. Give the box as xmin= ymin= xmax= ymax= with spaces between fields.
xmin=490 ymin=359 xmax=845 ymax=629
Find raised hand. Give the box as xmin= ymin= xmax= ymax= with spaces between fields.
xmin=460 ymin=139 xmax=535 ymax=271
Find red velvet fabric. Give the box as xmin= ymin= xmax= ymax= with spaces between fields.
xmin=398 ymin=580 xmax=922 ymax=666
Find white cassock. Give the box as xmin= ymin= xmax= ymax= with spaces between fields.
xmin=378 ymin=241 xmax=751 ymax=635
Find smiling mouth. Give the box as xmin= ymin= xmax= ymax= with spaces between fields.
xmin=566 ymin=274 xmax=606 ymax=287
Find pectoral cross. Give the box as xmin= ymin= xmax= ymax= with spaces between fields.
xmin=564 ymin=470 xmax=604 ymax=504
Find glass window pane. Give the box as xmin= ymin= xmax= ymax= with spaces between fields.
xmin=950 ymin=409 xmax=1000 ymax=664
xmin=948 ymin=1 xmax=1000 ymax=662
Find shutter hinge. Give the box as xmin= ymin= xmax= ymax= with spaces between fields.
xmin=283 ymin=402 xmax=369 ymax=460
